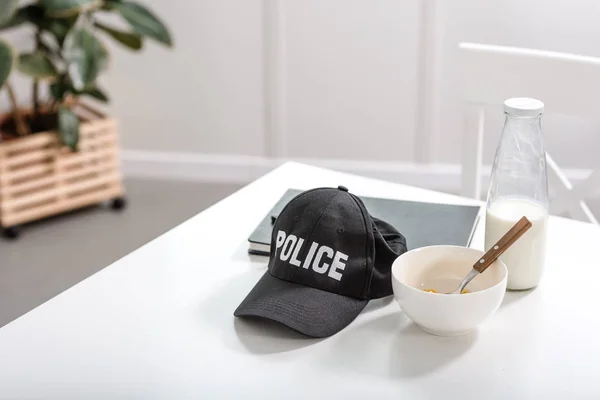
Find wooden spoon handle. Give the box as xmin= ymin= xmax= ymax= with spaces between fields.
xmin=473 ymin=216 xmax=532 ymax=273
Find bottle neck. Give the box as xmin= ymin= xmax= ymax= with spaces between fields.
xmin=503 ymin=113 xmax=542 ymax=132
xmin=488 ymin=112 xmax=548 ymax=208
xmin=502 ymin=113 xmax=544 ymax=151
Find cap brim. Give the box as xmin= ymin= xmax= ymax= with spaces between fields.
xmin=234 ymin=272 xmax=368 ymax=338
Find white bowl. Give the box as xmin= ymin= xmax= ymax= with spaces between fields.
xmin=391 ymin=245 xmax=507 ymax=336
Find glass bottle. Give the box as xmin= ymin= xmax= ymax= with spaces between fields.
xmin=484 ymin=98 xmax=549 ymax=290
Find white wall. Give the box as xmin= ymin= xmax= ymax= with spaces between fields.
xmin=104 ymin=0 xmax=265 ymax=155
xmin=105 ymin=0 xmax=422 ymax=163
xmin=2 ymin=0 xmax=599 ymax=188
xmin=112 ymin=0 xmax=600 ymax=175
xmin=283 ymin=0 xmax=420 ymax=162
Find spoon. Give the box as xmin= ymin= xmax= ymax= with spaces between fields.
xmin=448 ymin=216 xmax=532 ymax=294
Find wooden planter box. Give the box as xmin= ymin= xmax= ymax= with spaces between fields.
xmin=0 ymin=113 xmax=125 ymax=236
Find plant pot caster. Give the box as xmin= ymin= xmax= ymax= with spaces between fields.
xmin=111 ymin=197 xmax=127 ymax=211
xmin=3 ymin=226 xmax=20 ymax=240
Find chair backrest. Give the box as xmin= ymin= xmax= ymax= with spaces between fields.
xmin=459 ymin=42 xmax=600 ymax=224
xmin=460 ymin=42 xmax=600 ymax=117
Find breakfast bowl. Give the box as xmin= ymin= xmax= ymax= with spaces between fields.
xmin=391 ymin=245 xmax=507 ymax=336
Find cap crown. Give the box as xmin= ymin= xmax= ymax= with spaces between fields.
xmin=269 ymin=187 xmax=405 ymax=299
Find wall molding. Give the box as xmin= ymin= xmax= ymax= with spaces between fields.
xmin=415 ymin=0 xmax=443 ymax=163
xmin=121 ymin=150 xmax=594 ymax=197
xmin=263 ymin=0 xmax=287 ymax=158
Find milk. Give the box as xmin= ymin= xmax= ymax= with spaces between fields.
xmin=485 ymin=198 xmax=548 ymax=290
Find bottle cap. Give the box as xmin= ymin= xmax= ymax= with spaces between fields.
xmin=504 ymin=98 xmax=544 ymax=117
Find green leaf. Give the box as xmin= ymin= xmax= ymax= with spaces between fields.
xmin=81 ymin=86 xmax=109 ymax=102
xmin=0 ymin=12 xmax=25 ymax=30
xmin=47 ymin=19 xmax=74 ymax=44
xmin=0 ymin=5 xmax=76 ymax=40
xmin=50 ymin=80 xmax=69 ymax=100
xmin=95 ymin=21 xmax=142 ymax=51
xmin=63 ymin=28 xmax=108 ymax=90
xmin=50 ymin=80 xmax=109 ymax=103
xmin=0 ymin=0 xmax=19 ymax=26
xmin=0 ymin=4 xmax=44 ymax=30
xmin=58 ymin=106 xmax=79 ymax=150
xmin=102 ymin=0 xmax=123 ymax=8
xmin=40 ymin=0 xmax=101 ymax=17
xmin=111 ymin=1 xmax=172 ymax=46
xmin=0 ymin=39 xmax=15 ymax=88
xmin=18 ymin=52 xmax=58 ymax=80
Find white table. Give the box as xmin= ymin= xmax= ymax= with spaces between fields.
xmin=0 ymin=162 xmax=599 ymax=399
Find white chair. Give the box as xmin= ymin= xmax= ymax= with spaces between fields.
xmin=459 ymin=42 xmax=600 ymax=224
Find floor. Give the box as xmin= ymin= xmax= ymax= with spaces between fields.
xmin=0 ymin=179 xmax=241 ymax=328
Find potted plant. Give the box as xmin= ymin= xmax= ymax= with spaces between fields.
xmin=0 ymin=0 xmax=172 ymax=238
